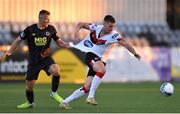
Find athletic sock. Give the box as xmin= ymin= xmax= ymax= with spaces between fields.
xmin=64 ymin=87 xmax=87 ymax=103
xmin=52 ymin=75 xmax=60 ymax=92
xmin=88 ymin=75 xmax=101 ymax=98
xmin=51 ymin=91 xmax=57 ymax=96
xmin=26 ymin=90 xmax=34 ymax=104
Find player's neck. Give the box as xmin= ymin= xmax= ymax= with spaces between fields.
xmin=100 ymin=28 xmax=109 ymax=36
xmin=37 ymin=23 xmax=47 ymax=30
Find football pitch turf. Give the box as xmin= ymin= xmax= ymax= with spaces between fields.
xmin=0 ymin=82 xmax=179 ymax=113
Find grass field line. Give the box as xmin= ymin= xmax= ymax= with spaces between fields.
xmin=0 ymin=88 xmax=179 ymax=92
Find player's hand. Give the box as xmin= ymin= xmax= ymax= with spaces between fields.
xmin=134 ymin=53 xmax=141 ymax=60
xmin=4 ymin=51 xmax=12 ymax=56
xmin=0 ymin=51 xmax=10 ymax=61
xmin=68 ymin=42 xmax=75 ymax=48
xmin=74 ymin=31 xmax=81 ymax=41
xmin=40 ymin=48 xmax=51 ymax=58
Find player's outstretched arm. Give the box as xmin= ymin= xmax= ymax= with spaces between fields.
xmin=118 ymin=39 xmax=141 ymax=60
xmin=5 ymin=37 xmax=23 ymax=57
xmin=74 ymin=22 xmax=90 ymax=40
xmin=55 ymin=39 xmax=71 ymax=48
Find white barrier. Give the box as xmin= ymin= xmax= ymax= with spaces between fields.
xmin=102 ymin=47 xmax=160 ymax=82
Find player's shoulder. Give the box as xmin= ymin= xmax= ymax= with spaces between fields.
xmin=110 ymin=30 xmax=120 ymax=36
xmin=48 ymin=24 xmax=56 ymax=29
xmin=109 ymin=30 xmax=122 ymax=39
xmin=47 ymin=24 xmax=57 ymax=32
xmin=22 ymin=24 xmax=36 ymax=32
xmin=26 ymin=24 xmax=36 ymax=29
xmin=111 ymin=29 xmax=119 ymax=34
xmin=89 ymin=23 xmax=103 ymax=29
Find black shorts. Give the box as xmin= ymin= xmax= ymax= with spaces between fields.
xmin=26 ymin=57 xmax=55 ymax=80
xmin=85 ymin=52 xmax=106 ymax=77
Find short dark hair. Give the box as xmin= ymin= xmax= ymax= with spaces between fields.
xmin=103 ymin=15 xmax=116 ymax=23
xmin=39 ymin=9 xmax=50 ymax=16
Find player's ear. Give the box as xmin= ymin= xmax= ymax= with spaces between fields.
xmin=38 ymin=14 xmax=41 ymax=19
xmin=103 ymin=21 xmax=106 ymax=25
xmin=38 ymin=14 xmax=43 ymax=20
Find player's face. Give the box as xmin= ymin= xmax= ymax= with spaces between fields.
xmin=39 ymin=14 xmax=50 ymax=27
xmin=103 ymin=21 xmax=115 ymax=34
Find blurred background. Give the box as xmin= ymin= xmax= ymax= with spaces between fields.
xmin=0 ymin=0 xmax=180 ymax=83
xmin=1 ymin=0 xmax=180 ymax=113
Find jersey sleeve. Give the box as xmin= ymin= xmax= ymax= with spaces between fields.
xmin=89 ymin=23 xmax=99 ymax=31
xmin=20 ymin=26 xmax=29 ymax=40
xmin=106 ymin=32 xmax=125 ymax=44
xmin=51 ymin=26 xmax=60 ymax=41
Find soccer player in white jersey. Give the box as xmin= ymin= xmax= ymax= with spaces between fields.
xmin=60 ymin=15 xmax=141 ymax=109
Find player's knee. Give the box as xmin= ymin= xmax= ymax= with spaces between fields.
xmin=51 ymin=65 xmax=60 ymax=76
xmin=26 ymin=86 xmax=34 ymax=91
xmin=96 ymin=70 xmax=106 ymax=78
xmin=25 ymin=81 xmax=35 ymax=91
xmin=94 ymin=65 xmax=106 ymax=75
xmin=95 ymin=67 xmax=106 ymax=78
xmin=52 ymin=71 xmax=60 ymax=76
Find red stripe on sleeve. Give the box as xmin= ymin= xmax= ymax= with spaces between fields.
xmin=117 ymin=37 xmax=126 ymax=41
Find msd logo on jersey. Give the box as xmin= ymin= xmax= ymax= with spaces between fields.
xmin=34 ymin=37 xmax=47 ymax=46
xmin=84 ymin=40 xmax=93 ymax=48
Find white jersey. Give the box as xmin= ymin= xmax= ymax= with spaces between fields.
xmin=74 ymin=23 xmax=124 ymax=57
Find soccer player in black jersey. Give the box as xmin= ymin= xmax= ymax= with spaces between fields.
xmin=5 ymin=10 xmax=70 ymax=108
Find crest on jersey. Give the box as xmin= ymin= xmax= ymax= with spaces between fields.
xmin=46 ymin=31 xmax=50 ymax=36
xmin=84 ymin=40 xmax=93 ymax=48
xmin=94 ymin=57 xmax=99 ymax=61
xmin=91 ymin=24 xmax=97 ymax=29
xmin=20 ymin=32 xmax=25 ymax=37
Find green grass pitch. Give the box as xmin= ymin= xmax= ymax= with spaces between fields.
xmin=0 ymin=82 xmax=179 ymax=113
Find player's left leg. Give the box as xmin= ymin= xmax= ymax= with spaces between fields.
xmin=63 ymin=76 xmax=93 ymax=103
xmin=48 ymin=64 xmax=63 ymax=103
xmin=17 ymin=80 xmax=36 ymax=109
xmin=17 ymin=65 xmax=40 ymax=109
xmin=86 ymin=60 xmax=106 ymax=105
xmin=60 ymin=76 xmax=93 ymax=109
